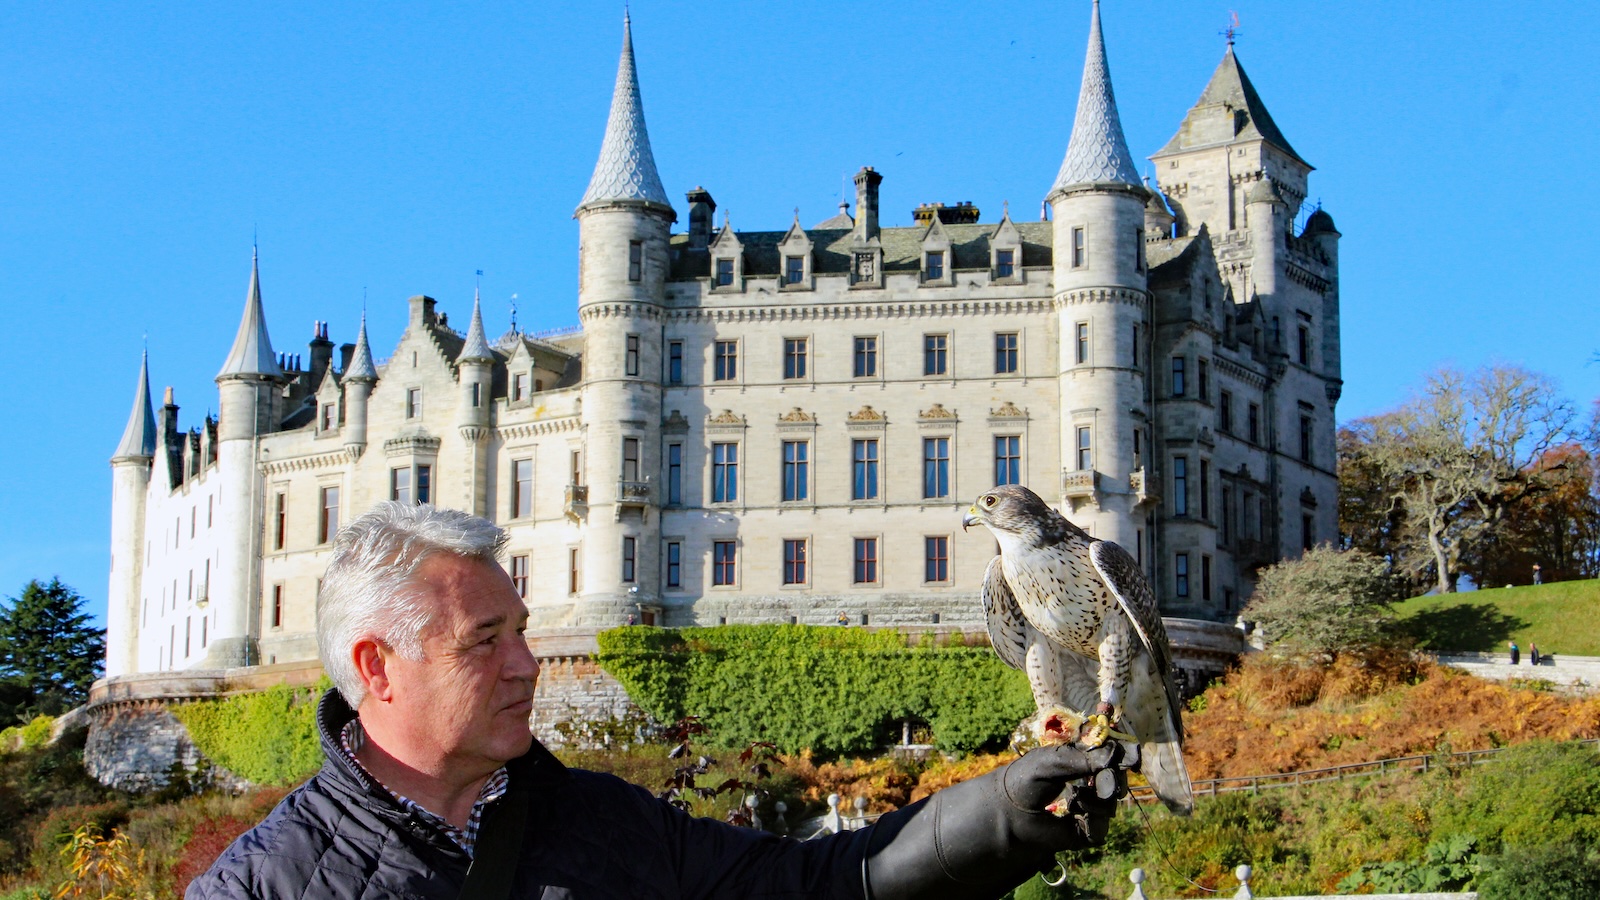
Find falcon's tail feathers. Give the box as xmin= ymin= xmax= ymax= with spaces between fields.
xmin=1142 ymin=737 xmax=1194 ymax=816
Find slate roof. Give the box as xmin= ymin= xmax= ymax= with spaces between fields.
xmin=113 ymin=350 xmax=157 ymax=460
xmin=458 ymin=293 xmax=495 ymax=362
xmin=670 ymin=221 xmax=1054 ymax=279
xmin=1154 ymin=46 xmax=1307 ymax=167
xmin=1052 ymin=0 xmax=1142 ymax=191
xmin=217 ymin=250 xmax=284 ymax=380
xmin=344 ymin=314 xmax=378 ymax=381
xmin=578 ymin=13 xmax=670 ymax=209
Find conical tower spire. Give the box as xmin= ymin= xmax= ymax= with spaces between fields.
xmin=458 ymin=289 xmax=494 ymax=362
xmin=344 ymin=312 xmax=378 ymax=381
xmin=1154 ymin=44 xmax=1308 ymax=167
xmin=217 ymin=248 xmax=284 ymax=380
xmin=113 ymin=349 xmax=157 ymax=460
xmin=578 ymin=11 xmax=670 ymax=210
xmin=1051 ymin=0 xmax=1142 ymax=192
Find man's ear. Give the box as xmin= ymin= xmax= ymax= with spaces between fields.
xmin=352 ymin=639 xmax=394 ymax=703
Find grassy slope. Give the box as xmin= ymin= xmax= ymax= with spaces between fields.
xmin=1392 ymin=579 xmax=1600 ymax=656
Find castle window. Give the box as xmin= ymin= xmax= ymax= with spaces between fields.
xmin=784 ymin=539 xmax=808 ymax=585
xmin=319 ymin=486 xmax=340 ymax=544
xmin=622 ymin=537 xmax=636 ymax=583
xmin=405 ymin=388 xmax=421 ymax=419
xmin=1303 ymin=515 xmax=1315 ymax=551
xmin=571 ymin=449 xmax=583 ymax=486
xmin=783 ymin=440 xmax=809 ymax=502
xmin=512 ymin=372 xmax=528 ymax=401
xmin=1198 ymin=358 xmax=1209 ymax=401
xmin=785 ymin=256 xmax=805 ymax=284
xmin=1133 ymin=427 xmax=1143 ymax=467
xmin=1135 ymin=228 xmax=1145 ymax=273
xmin=994 ymin=435 xmax=1021 ymax=486
xmin=1222 ymin=486 xmax=1233 ymax=544
xmin=625 ymin=334 xmax=640 ymax=377
xmin=1272 ymin=316 xmax=1282 ymax=347
xmin=273 ymin=492 xmax=287 ymax=551
xmin=665 ymin=541 xmax=681 ymax=589
xmin=712 ymin=541 xmax=737 ymax=586
xmin=667 ymin=341 xmax=683 ymax=384
xmin=1131 ymin=324 xmax=1140 ymax=366
xmin=510 ymin=555 xmax=529 ymax=599
xmin=925 ymin=536 xmax=949 ymax=583
xmin=852 ymin=439 xmax=880 ymax=500
xmin=994 ymin=332 xmax=1018 ymax=374
xmin=715 ymin=258 xmax=735 ymax=286
xmin=1200 ymin=460 xmax=1211 ymax=520
xmin=1075 ymin=322 xmax=1089 ymax=365
xmin=1175 ymin=553 xmax=1190 ymax=598
xmin=1220 ymin=391 xmax=1233 ymax=433
xmin=320 ymin=403 xmax=335 ymax=431
xmin=1071 ymin=227 xmax=1086 ymax=268
xmin=271 ymin=585 xmax=283 ymax=628
xmin=1300 ymin=415 xmax=1313 ymax=463
xmin=628 ymin=241 xmax=643 ymax=282
xmin=622 ymin=438 xmax=640 ymax=482
xmin=1076 ymin=426 xmax=1092 ymax=471
xmin=666 ymin=443 xmax=683 ymax=505
xmin=713 ymin=340 xmax=737 ymax=381
xmin=924 ymin=334 xmax=947 ymax=376
xmin=391 ymin=466 xmax=431 ymax=505
xmin=1298 ymin=325 xmax=1311 ymax=365
xmin=995 ymin=249 xmax=1015 ymax=279
xmin=712 ymin=442 xmax=739 ymax=503
xmin=1171 ymin=357 xmax=1186 ymax=397
xmin=924 ymin=251 xmax=944 ymax=280
xmin=774 ymin=337 xmax=804 ymax=380
xmin=1173 ymin=456 xmax=1188 ymax=517
xmin=1202 ymin=555 xmax=1212 ymax=602
xmin=512 ymin=459 xmax=533 ymax=518
xmin=853 ymin=337 xmax=878 ymax=378
xmin=568 ymin=548 xmax=581 ymax=595
xmin=923 ymin=437 xmax=950 ymax=499
xmin=1248 ymin=403 xmax=1261 ymax=444
xmin=416 ymin=465 xmax=431 ymax=504
xmin=470 ymin=383 xmax=481 ymax=408
xmin=854 ymin=537 xmax=879 ymax=584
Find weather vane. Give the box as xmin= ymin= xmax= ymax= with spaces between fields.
xmin=1221 ymin=11 xmax=1240 ymax=46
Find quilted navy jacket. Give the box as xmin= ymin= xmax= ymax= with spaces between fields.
xmin=186 ymin=691 xmax=873 ymax=899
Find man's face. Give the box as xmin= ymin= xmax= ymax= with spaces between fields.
xmin=382 ymin=554 xmax=539 ymax=775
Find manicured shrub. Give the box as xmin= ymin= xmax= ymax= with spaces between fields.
xmin=169 ymin=680 xmax=328 ymax=786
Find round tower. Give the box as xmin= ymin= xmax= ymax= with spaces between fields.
xmin=1048 ymin=0 xmax=1150 ymax=552
xmin=106 ymin=351 xmax=156 ymax=677
xmin=1245 ymin=178 xmax=1284 ymax=302
xmin=456 ymin=292 xmax=495 ymax=517
xmin=574 ymin=11 xmax=673 ymax=624
xmin=211 ymin=249 xmax=284 ymax=668
xmin=342 ymin=313 xmax=378 ymax=457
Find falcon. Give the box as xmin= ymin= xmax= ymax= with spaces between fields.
xmin=963 ymin=484 xmax=1194 ymax=815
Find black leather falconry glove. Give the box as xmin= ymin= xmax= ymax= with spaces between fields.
xmin=861 ymin=741 xmax=1137 ymax=900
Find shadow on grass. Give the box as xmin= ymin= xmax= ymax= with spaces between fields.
xmin=1397 ymin=602 xmax=1530 ymax=652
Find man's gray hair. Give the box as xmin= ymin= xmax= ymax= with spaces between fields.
xmin=317 ymin=502 xmax=508 ymax=706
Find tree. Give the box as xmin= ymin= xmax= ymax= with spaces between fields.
xmin=1467 ymin=443 xmax=1600 ymax=587
xmin=0 ymin=578 xmax=105 ymax=723
xmin=1341 ymin=365 xmax=1574 ymax=595
xmin=1243 ymin=546 xmax=1400 ymax=657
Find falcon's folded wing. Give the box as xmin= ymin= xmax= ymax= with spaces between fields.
xmin=980 ymin=555 xmax=1029 ymax=671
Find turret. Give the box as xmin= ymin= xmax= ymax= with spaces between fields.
xmin=574 ymin=11 xmax=673 ymax=622
xmin=106 ymin=350 xmax=156 ymax=677
xmin=456 ymin=291 xmax=495 ymax=516
xmin=1047 ymin=0 xmax=1149 ymax=551
xmin=1303 ymin=208 xmax=1342 ymax=388
xmin=209 ymin=248 xmax=284 ymax=667
xmin=342 ymin=313 xmax=378 ymax=456
xmin=1245 ymin=178 xmax=1284 ymax=301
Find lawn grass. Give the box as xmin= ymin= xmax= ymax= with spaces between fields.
xmin=1392 ymin=579 xmax=1600 ymax=656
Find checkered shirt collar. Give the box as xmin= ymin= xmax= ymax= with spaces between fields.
xmin=339 ymin=718 xmax=510 ymax=858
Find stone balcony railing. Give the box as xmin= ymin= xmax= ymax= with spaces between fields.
xmin=617 ymin=479 xmax=651 ymax=505
xmin=1061 ymin=468 xmax=1097 ymax=500
xmin=564 ymin=483 xmax=588 ymax=521
xmin=1129 ymin=467 xmax=1159 ymax=505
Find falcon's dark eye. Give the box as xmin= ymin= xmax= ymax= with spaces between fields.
xmin=983 ymin=495 xmax=997 ymax=508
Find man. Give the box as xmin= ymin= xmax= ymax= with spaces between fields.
xmin=189 ymin=503 xmax=1134 ymax=899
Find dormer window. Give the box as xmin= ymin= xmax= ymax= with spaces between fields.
xmin=512 ymin=372 xmax=528 ymax=402
xmin=924 ymin=251 xmax=944 ymax=280
xmin=995 ymin=249 xmax=1015 ymax=279
xmin=320 ymin=404 xmax=335 ymax=432
xmin=785 ymin=256 xmax=805 ymax=284
xmin=716 ymin=258 xmax=735 ymax=286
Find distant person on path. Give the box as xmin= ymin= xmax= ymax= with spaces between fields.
xmin=837 ymin=611 xmax=849 ymax=626
xmin=1509 ymin=641 xmax=1520 ymax=665
xmin=188 ymin=502 xmax=1136 ymax=899
xmin=1532 ymin=563 xmax=1543 ymax=585
xmin=1530 ymin=642 xmax=1541 ymax=666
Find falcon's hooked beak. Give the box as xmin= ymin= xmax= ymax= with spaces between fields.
xmin=962 ymin=507 xmax=980 ymax=532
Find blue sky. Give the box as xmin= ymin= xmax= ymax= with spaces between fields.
xmin=1 ymin=2 xmax=1596 ymax=626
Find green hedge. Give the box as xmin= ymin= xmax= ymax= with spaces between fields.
xmin=0 ymin=716 xmax=54 ymax=753
xmin=595 ymin=625 xmax=1032 ymax=756
xmin=170 ymin=680 xmax=328 ymax=786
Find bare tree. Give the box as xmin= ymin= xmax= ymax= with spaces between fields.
xmin=1351 ymin=365 xmax=1574 ymax=595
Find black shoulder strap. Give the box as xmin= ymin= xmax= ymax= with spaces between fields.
xmin=457 ymin=783 xmax=531 ymax=900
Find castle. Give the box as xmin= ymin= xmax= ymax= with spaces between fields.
xmin=105 ymin=3 xmax=1340 ymax=678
